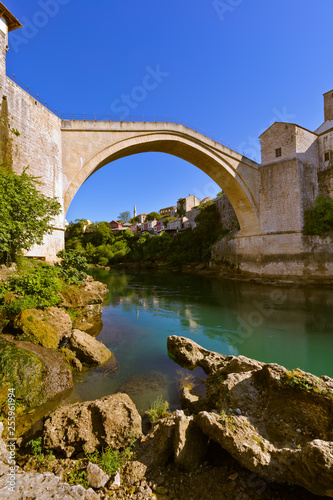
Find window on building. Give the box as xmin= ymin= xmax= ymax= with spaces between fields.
xmin=324 ymin=151 xmax=331 ymax=162
xmin=275 ymin=148 xmax=282 ymax=158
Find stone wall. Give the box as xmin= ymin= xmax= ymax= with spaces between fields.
xmin=318 ymin=166 xmax=333 ymax=197
xmin=212 ymin=232 xmax=333 ymax=280
xmin=214 ymin=194 xmax=239 ymax=230
xmin=0 ymin=75 xmax=64 ymax=260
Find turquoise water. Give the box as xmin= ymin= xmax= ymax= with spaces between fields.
xmin=64 ymin=269 xmax=333 ymax=412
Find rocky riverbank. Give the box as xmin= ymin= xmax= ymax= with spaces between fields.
xmin=0 ymin=336 xmax=332 ymax=499
xmin=0 ymin=272 xmax=113 ymax=427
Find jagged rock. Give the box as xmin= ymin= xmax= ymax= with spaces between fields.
xmin=0 ymin=336 xmax=73 ymax=412
xmin=137 ymin=415 xmax=176 ymax=467
xmin=59 ymin=278 xmax=108 ymax=308
xmin=180 ymin=386 xmax=205 ymax=414
xmin=86 ymin=462 xmax=109 ymax=489
xmin=167 ymin=335 xmax=226 ymax=374
xmin=0 ymin=462 xmax=99 ymax=499
xmin=168 ymin=335 xmax=333 ymax=498
xmin=43 ymin=393 xmax=142 ymax=457
xmin=173 ymin=410 xmax=208 ymax=471
xmin=69 ymin=329 xmax=111 ymax=365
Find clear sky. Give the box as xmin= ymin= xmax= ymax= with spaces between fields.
xmin=5 ymin=0 xmax=333 ymax=222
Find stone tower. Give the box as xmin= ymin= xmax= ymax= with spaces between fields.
xmin=134 ymin=204 xmax=137 ymax=217
xmin=0 ymin=5 xmax=22 ymax=84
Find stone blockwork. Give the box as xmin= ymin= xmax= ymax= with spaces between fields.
xmin=215 ymin=194 xmax=239 ymax=230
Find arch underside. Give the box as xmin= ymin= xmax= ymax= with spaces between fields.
xmin=64 ymin=132 xmax=260 ymax=235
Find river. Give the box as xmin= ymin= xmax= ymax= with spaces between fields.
xmin=60 ymin=269 xmax=333 ymax=413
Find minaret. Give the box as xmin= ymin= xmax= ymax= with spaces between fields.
xmin=134 ymin=204 xmax=137 ymax=218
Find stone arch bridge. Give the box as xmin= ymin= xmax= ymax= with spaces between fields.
xmin=62 ymin=120 xmax=260 ymax=236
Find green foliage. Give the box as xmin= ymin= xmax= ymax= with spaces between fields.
xmin=216 ymin=191 xmax=223 ymax=197
xmin=56 ymin=250 xmax=88 ymax=285
xmin=145 ymin=395 xmax=169 ymax=424
xmin=0 ymin=167 xmax=61 ymax=264
xmin=303 ymin=195 xmax=333 ymax=235
xmin=118 ymin=210 xmax=132 ymax=223
xmin=146 ymin=212 xmax=162 ymax=221
xmin=66 ymin=460 xmax=89 ymax=489
xmin=86 ymin=438 xmax=135 ymax=476
xmin=177 ymin=198 xmax=186 ymax=217
xmin=0 ymin=264 xmax=62 ymax=315
xmin=28 ymin=437 xmax=43 ymax=458
xmin=219 ymin=410 xmax=235 ymax=431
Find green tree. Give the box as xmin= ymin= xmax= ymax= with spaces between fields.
xmin=146 ymin=212 xmax=162 ymax=221
xmin=118 ymin=211 xmax=131 ymax=223
xmin=177 ymin=198 xmax=186 ymax=217
xmin=303 ymin=195 xmax=333 ymax=235
xmin=216 ymin=191 xmax=223 ymax=197
xmin=0 ymin=167 xmax=61 ymax=264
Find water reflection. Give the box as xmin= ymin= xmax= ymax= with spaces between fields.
xmin=61 ymin=269 xmax=333 ymax=412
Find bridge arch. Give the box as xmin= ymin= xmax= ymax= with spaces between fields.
xmin=62 ymin=123 xmax=260 ymax=236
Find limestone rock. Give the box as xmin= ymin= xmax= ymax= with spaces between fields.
xmin=69 ymin=329 xmax=111 ymax=365
xmin=168 ymin=336 xmax=333 ymax=498
xmin=43 ymin=393 xmax=142 ymax=457
xmin=167 ymin=335 xmax=226 ymax=374
xmin=0 ymin=336 xmax=73 ymax=412
xmin=13 ymin=307 xmax=72 ymax=348
xmin=86 ymin=462 xmax=109 ymax=489
xmin=59 ymin=279 xmax=108 ymax=308
xmin=0 ymin=462 xmax=99 ymax=499
xmin=173 ymin=410 xmax=208 ymax=471
xmin=137 ymin=415 xmax=176 ymax=467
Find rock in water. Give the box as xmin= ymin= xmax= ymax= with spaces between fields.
xmin=69 ymin=329 xmax=111 ymax=365
xmin=43 ymin=393 xmax=142 ymax=457
xmin=167 ymin=335 xmax=333 ymax=498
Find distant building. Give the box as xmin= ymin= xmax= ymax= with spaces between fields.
xmin=200 ymin=196 xmax=213 ymax=204
xmin=109 ymin=220 xmax=122 ymax=230
xmin=177 ymin=195 xmax=200 ymax=215
xmin=137 ymin=214 xmax=147 ymax=223
xmin=129 ymin=224 xmax=138 ymax=234
xmin=166 ymin=218 xmax=182 ymax=231
xmin=159 ymin=206 xmax=177 ymax=217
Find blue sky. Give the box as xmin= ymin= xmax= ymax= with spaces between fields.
xmin=5 ymin=0 xmax=333 ymax=222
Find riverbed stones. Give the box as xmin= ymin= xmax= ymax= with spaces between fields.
xmin=168 ymin=335 xmax=333 ymax=498
xmin=43 ymin=393 xmax=142 ymax=457
xmin=69 ymin=329 xmax=111 ymax=365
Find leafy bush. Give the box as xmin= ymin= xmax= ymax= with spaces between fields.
xmin=56 ymin=250 xmax=88 ymax=285
xmin=145 ymin=395 xmax=169 ymax=424
xmin=0 ymin=167 xmax=61 ymax=264
xmin=0 ymin=264 xmax=62 ymax=314
xmin=303 ymin=195 xmax=333 ymax=235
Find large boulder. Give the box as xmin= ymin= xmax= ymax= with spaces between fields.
xmin=0 ymin=336 xmax=73 ymax=414
xmin=13 ymin=307 xmax=72 ymax=349
xmin=168 ymin=335 xmax=333 ymax=498
xmin=43 ymin=393 xmax=142 ymax=457
xmin=59 ymin=278 xmax=108 ymax=308
xmin=69 ymin=329 xmax=111 ymax=365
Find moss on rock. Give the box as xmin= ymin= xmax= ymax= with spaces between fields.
xmin=14 ymin=310 xmax=59 ymax=349
xmin=0 ymin=337 xmax=46 ymax=413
